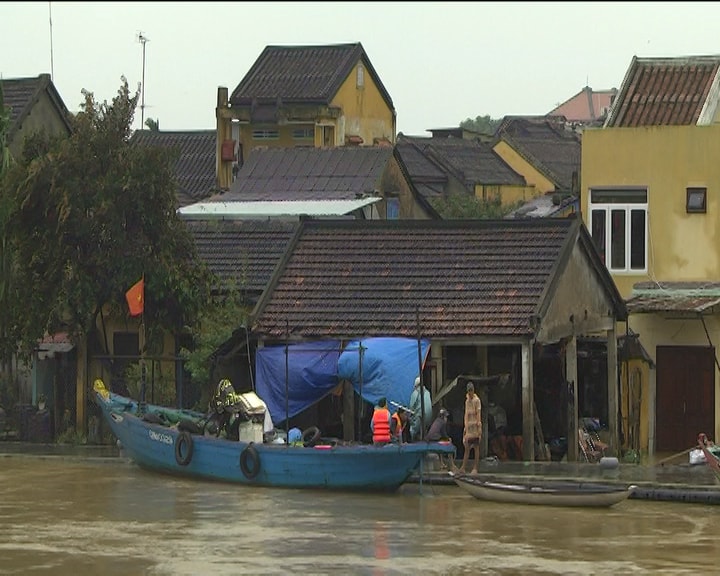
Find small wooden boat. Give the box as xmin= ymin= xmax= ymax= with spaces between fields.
xmin=697 ymin=433 xmax=720 ymax=482
xmin=451 ymin=472 xmax=636 ymax=507
xmin=93 ymin=380 xmax=455 ymax=492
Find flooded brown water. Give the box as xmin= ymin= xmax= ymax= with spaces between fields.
xmin=1 ymin=455 xmax=719 ymax=575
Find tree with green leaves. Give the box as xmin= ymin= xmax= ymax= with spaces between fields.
xmin=430 ymin=191 xmax=522 ymax=219
xmin=460 ymin=114 xmax=502 ymax=136
xmin=1 ymin=77 xmax=213 ymax=361
xmin=0 ymin=80 xmax=18 ymax=375
xmin=145 ymin=117 xmax=160 ymax=131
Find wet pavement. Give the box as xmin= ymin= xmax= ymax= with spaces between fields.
xmin=2 ymin=441 xmax=719 ymax=504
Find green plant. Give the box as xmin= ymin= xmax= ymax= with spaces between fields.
xmin=124 ymin=362 xmax=176 ymax=406
xmin=56 ymin=428 xmax=87 ymax=445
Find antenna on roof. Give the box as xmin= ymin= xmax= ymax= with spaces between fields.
xmin=137 ymin=31 xmax=150 ymax=128
xmin=48 ymin=2 xmax=54 ymax=81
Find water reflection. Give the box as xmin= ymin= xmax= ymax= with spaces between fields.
xmin=1 ymin=456 xmax=718 ymax=575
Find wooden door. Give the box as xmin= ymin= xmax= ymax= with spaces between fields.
xmin=656 ymin=346 xmax=715 ymax=452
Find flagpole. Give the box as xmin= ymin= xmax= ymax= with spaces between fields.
xmin=140 ymin=274 xmax=146 ymax=412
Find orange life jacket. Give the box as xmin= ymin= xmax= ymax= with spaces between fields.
xmin=372 ymin=407 xmax=391 ymax=443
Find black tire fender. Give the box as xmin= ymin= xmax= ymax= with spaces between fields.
xmin=302 ymin=426 xmax=321 ymax=447
xmin=175 ymin=431 xmax=194 ymax=466
xmin=240 ymin=442 xmax=261 ymax=479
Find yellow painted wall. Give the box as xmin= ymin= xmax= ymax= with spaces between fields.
xmin=492 ymin=140 xmax=556 ymax=194
xmin=626 ymin=313 xmax=720 ymax=444
xmin=234 ymin=63 xmax=394 ymax=158
xmin=583 ymin=124 xmax=720 ymax=450
xmin=239 ymin=123 xmax=318 ymax=157
xmin=76 ymin=311 xmax=179 ymax=433
xmin=331 ymin=63 xmax=395 ymax=146
xmin=581 ymin=124 xmax=720 ymax=298
xmin=474 ymin=183 xmax=538 ymax=206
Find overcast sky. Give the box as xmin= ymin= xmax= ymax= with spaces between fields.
xmin=3 ymin=2 xmax=720 ymax=135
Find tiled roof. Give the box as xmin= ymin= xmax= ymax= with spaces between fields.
xmin=250 ymin=217 xmax=618 ymax=340
xmin=218 ymin=146 xmax=393 ymax=202
xmin=1 ymin=73 xmax=71 ymax=139
xmin=130 ymin=130 xmax=219 ymax=206
xmin=230 ymin=43 xmax=394 ymax=111
xmin=185 ymin=219 xmax=298 ymax=294
xmin=494 ymin=117 xmax=580 ymax=192
xmin=547 ymin=86 xmax=617 ymax=124
xmin=605 ymin=55 xmax=720 ymax=127
xmin=626 ymin=281 xmax=720 ymax=313
xmin=395 ymin=136 xmax=526 ymax=197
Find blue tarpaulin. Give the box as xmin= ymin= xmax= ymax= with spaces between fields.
xmin=256 ymin=340 xmax=341 ymax=424
xmin=337 ymin=337 xmax=430 ymax=412
xmin=255 ymin=337 xmax=430 ymax=424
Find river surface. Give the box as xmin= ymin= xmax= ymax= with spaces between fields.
xmin=1 ymin=456 xmax=719 ymax=575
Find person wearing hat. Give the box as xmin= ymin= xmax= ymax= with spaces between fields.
xmin=408 ymin=375 xmax=432 ymax=441
xmin=455 ymin=381 xmax=482 ymax=474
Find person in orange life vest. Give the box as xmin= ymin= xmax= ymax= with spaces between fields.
xmin=390 ymin=407 xmax=407 ymax=443
xmin=371 ymin=397 xmax=392 ymax=445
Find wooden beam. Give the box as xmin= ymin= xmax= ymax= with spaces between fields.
xmin=607 ymin=324 xmax=618 ymax=456
xmin=566 ymin=335 xmax=579 ymax=461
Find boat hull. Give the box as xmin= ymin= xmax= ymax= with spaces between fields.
xmin=452 ymin=474 xmax=635 ymax=507
xmin=96 ymin=391 xmax=455 ymax=491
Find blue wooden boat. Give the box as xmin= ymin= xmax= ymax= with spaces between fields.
xmin=93 ymin=381 xmax=455 ymax=491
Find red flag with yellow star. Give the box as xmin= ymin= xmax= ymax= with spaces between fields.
xmin=125 ymin=278 xmax=144 ymax=317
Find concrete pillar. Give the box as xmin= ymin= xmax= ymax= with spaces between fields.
xmin=521 ymin=341 xmax=534 ymax=461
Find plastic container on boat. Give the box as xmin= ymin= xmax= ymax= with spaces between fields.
xmin=238 ymin=421 xmax=264 ymax=443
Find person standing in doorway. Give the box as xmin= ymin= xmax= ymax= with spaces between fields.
xmin=455 ymin=381 xmax=482 ymax=474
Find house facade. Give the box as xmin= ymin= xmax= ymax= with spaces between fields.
xmin=394 ymin=133 xmax=536 ymax=210
xmin=215 ymin=43 xmax=396 ymax=190
xmin=249 ymin=218 xmax=627 ymax=462
xmin=547 ymin=85 xmax=618 ymax=128
xmin=2 ymin=74 xmax=73 ymax=440
xmin=180 ymin=146 xmax=430 ymax=220
xmin=581 ymin=55 xmax=720 ymax=454
xmin=2 ymin=74 xmax=72 ymax=159
xmin=492 ymin=116 xmax=581 ymax=218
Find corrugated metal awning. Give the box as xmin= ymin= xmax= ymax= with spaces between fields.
xmin=177 ymin=198 xmax=380 ymax=219
xmin=626 ymin=294 xmax=720 ymax=313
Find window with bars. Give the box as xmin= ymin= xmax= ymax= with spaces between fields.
xmin=252 ymin=129 xmax=279 ymax=140
xmin=589 ymin=188 xmax=647 ymax=273
xmin=292 ymin=127 xmax=314 ymax=141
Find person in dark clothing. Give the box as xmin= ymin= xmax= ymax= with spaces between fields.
xmin=426 ymin=408 xmax=451 ymax=469
xmin=426 ymin=408 xmax=450 ymax=441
